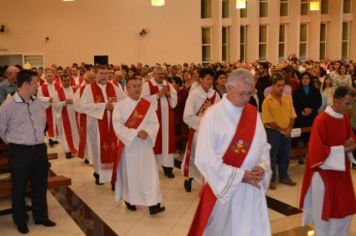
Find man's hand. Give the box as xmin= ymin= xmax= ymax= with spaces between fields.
xmin=66 ymin=98 xmax=73 ymax=104
xmin=344 ymin=138 xmax=356 ymax=153
xmin=105 ymin=102 xmax=114 ymax=111
xmin=157 ymin=86 xmax=167 ymax=98
xmin=302 ymin=108 xmax=312 ymax=116
xmin=48 ymin=97 xmax=53 ymax=103
xmin=251 ymin=166 xmax=265 ymax=181
xmin=137 ymin=130 xmax=148 ymax=140
xmin=242 ymin=170 xmax=261 ymax=189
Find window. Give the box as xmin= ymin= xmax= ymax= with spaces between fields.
xmin=299 ymin=24 xmax=308 ymax=60
xmin=260 ymin=0 xmax=268 ymax=17
xmin=301 ymin=0 xmax=309 ymax=15
xmin=279 ymin=25 xmax=286 ymax=60
xmin=222 ymin=26 xmax=230 ymax=62
xmin=320 ymin=23 xmax=327 ymax=60
xmin=222 ymin=0 xmax=230 ymax=18
xmin=342 ymin=22 xmax=350 ymax=60
xmin=321 ymin=0 xmax=329 ymax=14
xmin=202 ymin=27 xmax=212 ymax=63
xmin=280 ymin=0 xmax=288 ymax=17
xmin=201 ymin=0 xmax=212 ymax=18
xmin=24 ymin=55 xmax=44 ymax=68
xmin=343 ymin=0 xmax=351 ymax=13
xmin=259 ymin=25 xmax=267 ymax=61
xmin=240 ymin=0 xmax=248 ymax=18
xmin=240 ymin=26 xmax=248 ymax=62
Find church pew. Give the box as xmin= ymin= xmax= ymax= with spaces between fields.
xmin=0 ymin=175 xmax=71 ymax=198
xmin=290 ymin=127 xmax=311 ymax=159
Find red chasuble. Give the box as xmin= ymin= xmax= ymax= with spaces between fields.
xmin=41 ymin=83 xmax=60 ymax=138
xmin=56 ymin=86 xmax=78 ymax=154
xmin=299 ymin=112 xmax=356 ymax=220
xmin=188 ymin=104 xmax=257 ymax=236
xmin=183 ymin=92 xmax=217 ymax=178
xmin=91 ymin=82 xmax=118 ymax=170
xmin=77 ymin=85 xmax=87 ymax=159
xmin=148 ymin=80 xmax=176 ymax=155
xmin=111 ymin=98 xmax=151 ymax=185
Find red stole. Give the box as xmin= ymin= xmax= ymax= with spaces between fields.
xmin=148 ymin=80 xmax=176 ymax=155
xmin=183 ymin=92 xmax=217 ymax=177
xmin=41 ymin=83 xmax=60 ymax=137
xmin=77 ymin=85 xmax=87 ymax=159
xmin=111 ymin=98 xmax=151 ymax=185
xmin=299 ymin=112 xmax=356 ymax=220
xmin=91 ymin=82 xmax=118 ymax=169
xmin=57 ymin=86 xmax=78 ymax=154
xmin=188 ymin=104 xmax=258 ymax=236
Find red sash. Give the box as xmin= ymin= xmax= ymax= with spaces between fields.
xmin=91 ymin=82 xmax=118 ymax=169
xmin=111 ymin=98 xmax=151 ymax=185
xmin=77 ymin=85 xmax=87 ymax=159
xmin=188 ymin=104 xmax=257 ymax=236
xmin=41 ymin=83 xmax=60 ymax=137
xmin=183 ymin=92 xmax=217 ymax=177
xmin=148 ymin=80 xmax=176 ymax=155
xmin=57 ymin=86 xmax=78 ymax=154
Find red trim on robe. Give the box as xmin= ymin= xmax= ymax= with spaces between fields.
xmin=299 ymin=112 xmax=356 ymax=220
xmin=41 ymin=83 xmax=60 ymax=138
xmin=148 ymin=80 xmax=176 ymax=155
xmin=111 ymin=98 xmax=151 ymax=185
xmin=91 ymin=82 xmax=118 ymax=170
xmin=188 ymin=104 xmax=258 ymax=236
xmin=77 ymin=85 xmax=87 ymax=159
xmin=56 ymin=86 xmax=78 ymax=154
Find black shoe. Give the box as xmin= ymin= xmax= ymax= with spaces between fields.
xmin=16 ymin=224 xmax=29 ymax=234
xmin=35 ymin=218 xmax=56 ymax=227
xmin=53 ymin=140 xmax=59 ymax=145
xmin=352 ymin=163 xmax=356 ymax=169
xmin=84 ymin=159 xmax=90 ymax=164
xmin=184 ymin=178 xmax=193 ymax=192
xmin=125 ymin=201 xmax=137 ymax=211
xmin=298 ymin=156 xmax=305 ymax=164
xmin=93 ymin=172 xmax=103 ymax=185
xmin=162 ymin=167 xmax=175 ymax=178
xmin=149 ymin=203 xmax=165 ymax=215
xmin=111 ymin=183 xmax=115 ymax=191
xmin=48 ymin=139 xmax=55 ymax=147
xmin=65 ymin=152 xmax=73 ymax=159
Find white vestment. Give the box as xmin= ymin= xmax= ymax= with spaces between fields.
xmin=141 ymin=78 xmax=177 ymax=167
xmin=301 ymin=106 xmax=354 ymax=236
xmin=37 ymin=82 xmax=59 ymax=140
xmin=113 ymin=97 xmax=162 ymax=205
xmin=80 ymin=82 xmax=125 ymax=183
xmin=181 ymin=86 xmax=220 ymax=183
xmin=74 ymin=85 xmax=94 ymax=164
xmin=53 ymin=87 xmax=79 ymax=154
xmin=195 ymin=96 xmax=272 ymax=236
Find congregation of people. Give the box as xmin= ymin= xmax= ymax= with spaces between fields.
xmin=0 ymin=54 xmax=356 ymax=235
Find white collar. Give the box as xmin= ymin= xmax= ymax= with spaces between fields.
xmin=222 ymin=95 xmax=243 ymax=114
xmin=14 ymin=92 xmax=35 ymax=103
xmin=325 ymin=106 xmax=343 ymax=119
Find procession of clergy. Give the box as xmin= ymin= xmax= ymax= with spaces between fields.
xmin=19 ymin=63 xmax=355 ymax=236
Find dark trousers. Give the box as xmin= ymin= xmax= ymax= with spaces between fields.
xmin=266 ymin=128 xmax=292 ymax=182
xmin=8 ymin=143 xmax=49 ymax=225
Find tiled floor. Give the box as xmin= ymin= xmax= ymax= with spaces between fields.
xmin=1 ymin=143 xmax=356 ymax=235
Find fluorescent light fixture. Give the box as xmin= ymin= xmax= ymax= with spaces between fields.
xmin=236 ymin=0 xmax=246 ymax=9
xmin=151 ymin=0 xmax=165 ymax=6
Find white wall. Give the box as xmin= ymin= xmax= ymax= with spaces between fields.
xmin=0 ymin=0 xmax=201 ymax=66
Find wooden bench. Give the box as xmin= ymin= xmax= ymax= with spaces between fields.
xmin=290 ymin=127 xmax=311 ymax=159
xmin=0 ymin=175 xmax=71 ymax=198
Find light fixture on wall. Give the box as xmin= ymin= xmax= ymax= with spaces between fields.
xmin=309 ymin=0 xmax=320 ymax=11
xmin=236 ymin=0 xmax=246 ymax=9
xmin=63 ymin=0 xmax=74 ymax=2
xmin=151 ymin=0 xmax=165 ymax=7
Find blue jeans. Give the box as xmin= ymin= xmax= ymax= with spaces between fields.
xmin=266 ymin=128 xmax=291 ymax=182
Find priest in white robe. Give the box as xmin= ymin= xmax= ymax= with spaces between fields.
xmin=141 ymin=66 xmax=178 ymax=178
xmin=37 ymin=68 xmax=59 ymax=147
xmin=112 ymin=77 xmax=165 ymax=215
xmin=181 ymin=68 xmax=220 ymax=192
xmin=54 ymin=74 xmax=79 ymax=159
xmin=80 ymin=66 xmax=125 ymax=185
xmin=188 ymin=69 xmax=271 ymax=236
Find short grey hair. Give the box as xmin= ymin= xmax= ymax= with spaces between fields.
xmin=153 ymin=65 xmax=166 ymax=74
xmin=226 ymin=68 xmax=254 ymax=89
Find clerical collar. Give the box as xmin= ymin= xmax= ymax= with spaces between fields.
xmin=325 ymin=106 xmax=343 ymax=119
